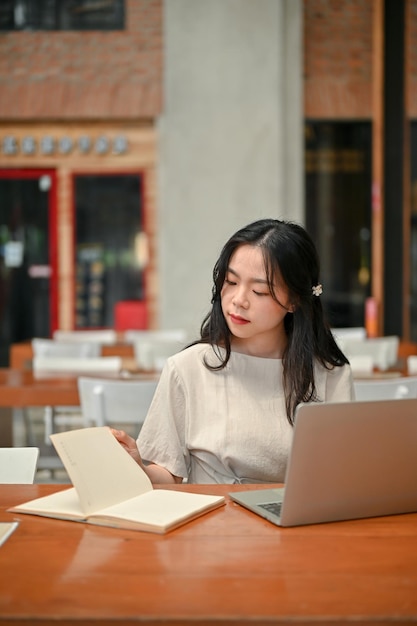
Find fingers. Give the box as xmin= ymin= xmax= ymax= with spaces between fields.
xmin=110 ymin=428 xmax=129 ymax=444
xmin=110 ymin=428 xmax=142 ymax=465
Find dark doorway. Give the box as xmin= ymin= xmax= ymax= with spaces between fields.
xmin=305 ymin=121 xmax=372 ymax=328
xmin=74 ymin=173 xmax=145 ymax=329
xmin=0 ymin=169 xmax=55 ymax=366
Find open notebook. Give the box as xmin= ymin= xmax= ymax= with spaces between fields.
xmin=9 ymin=427 xmax=225 ymax=534
xmin=230 ymin=398 xmax=417 ymax=527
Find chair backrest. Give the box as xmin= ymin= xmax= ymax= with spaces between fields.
xmin=407 ymin=355 xmax=417 ymax=375
xmin=0 ymin=447 xmax=39 ymax=484
xmin=133 ymin=338 xmax=184 ymax=371
xmin=337 ymin=336 xmax=399 ymax=371
xmin=354 ymin=376 xmax=417 ymax=401
xmin=32 ymin=338 xmax=101 ymax=358
xmin=348 ymin=355 xmax=374 ymax=376
xmin=125 ymin=329 xmax=188 ymax=343
xmin=77 ymin=377 xmax=159 ymax=429
xmin=53 ymin=329 xmax=118 ymax=344
xmin=33 ymin=356 xmax=123 ymax=377
xmin=332 ymin=327 xmax=367 ymax=341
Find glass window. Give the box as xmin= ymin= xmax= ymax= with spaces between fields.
xmin=0 ymin=0 xmax=124 ymax=31
xmin=74 ymin=174 xmax=145 ymax=329
xmin=305 ymin=121 xmax=372 ymax=328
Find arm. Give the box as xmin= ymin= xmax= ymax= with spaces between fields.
xmin=110 ymin=428 xmax=182 ymax=485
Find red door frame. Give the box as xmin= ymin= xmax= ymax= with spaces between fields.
xmin=0 ymin=168 xmax=58 ymax=333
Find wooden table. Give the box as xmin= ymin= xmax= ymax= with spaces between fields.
xmin=1 ymin=483 xmax=417 ymax=625
xmin=0 ymin=369 xmax=81 ymax=448
xmin=0 ymin=369 xmax=81 ymax=407
xmin=0 ymin=368 xmax=157 ymax=447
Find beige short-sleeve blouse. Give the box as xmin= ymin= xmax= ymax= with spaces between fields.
xmin=137 ymin=343 xmax=354 ymax=484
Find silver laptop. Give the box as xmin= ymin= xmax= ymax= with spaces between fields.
xmin=229 ymin=398 xmax=417 ymax=527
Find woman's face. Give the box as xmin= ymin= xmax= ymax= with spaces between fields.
xmin=220 ymin=244 xmax=292 ymax=357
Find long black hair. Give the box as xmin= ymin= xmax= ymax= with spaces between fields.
xmin=197 ymin=218 xmax=348 ymax=425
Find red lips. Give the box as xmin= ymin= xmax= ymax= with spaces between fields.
xmin=229 ymin=314 xmax=250 ymax=325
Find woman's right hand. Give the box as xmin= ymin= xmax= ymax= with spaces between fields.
xmin=110 ymin=428 xmax=181 ymax=485
xmin=110 ymin=428 xmax=144 ymax=468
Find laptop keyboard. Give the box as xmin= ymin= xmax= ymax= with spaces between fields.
xmin=258 ymin=501 xmax=282 ymax=517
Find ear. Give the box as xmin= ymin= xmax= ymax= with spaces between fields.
xmin=288 ymin=296 xmax=300 ymax=313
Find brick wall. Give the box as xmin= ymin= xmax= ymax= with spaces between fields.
xmin=304 ymin=0 xmax=373 ymax=118
xmin=0 ymin=0 xmax=162 ymax=120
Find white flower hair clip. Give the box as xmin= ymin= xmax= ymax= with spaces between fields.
xmin=312 ymin=284 xmax=323 ymax=297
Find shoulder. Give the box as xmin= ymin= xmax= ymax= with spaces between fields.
xmin=163 ymin=342 xmax=223 ymax=377
xmin=169 ymin=342 xmax=220 ymax=365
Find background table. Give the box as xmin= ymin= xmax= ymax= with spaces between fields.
xmin=0 ymin=369 xmax=81 ymax=447
xmin=0 ymin=368 xmax=158 ymax=447
xmin=0 ymin=369 xmax=80 ymax=407
xmin=1 ymin=483 xmax=417 ymax=625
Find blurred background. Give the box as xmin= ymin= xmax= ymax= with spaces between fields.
xmin=0 ymin=0 xmax=415 ymax=366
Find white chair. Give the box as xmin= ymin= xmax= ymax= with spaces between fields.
xmin=53 ymin=329 xmax=118 ymax=344
xmin=348 ymin=355 xmax=374 ymax=377
xmin=125 ymin=329 xmax=188 ymax=343
xmin=133 ymin=338 xmax=184 ymax=371
xmin=354 ymin=376 xmax=417 ymax=401
xmin=125 ymin=331 xmax=188 ymax=370
xmin=78 ymin=377 xmax=159 ymax=435
xmin=32 ymin=338 xmax=101 ymax=359
xmin=332 ymin=327 xmax=367 ymax=341
xmin=0 ymin=447 xmax=39 ymax=484
xmin=383 ymin=336 xmax=400 ymax=368
xmin=407 ymin=356 xmax=417 ymax=375
xmin=28 ymin=340 xmax=104 ymax=460
xmin=337 ymin=336 xmax=399 ymax=371
xmin=32 ymin=355 xmax=123 ymax=464
xmin=33 ymin=356 xmax=122 ymax=378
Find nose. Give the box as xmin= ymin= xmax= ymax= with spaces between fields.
xmin=232 ymin=285 xmax=249 ymax=308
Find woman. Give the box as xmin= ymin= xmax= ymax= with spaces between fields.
xmin=112 ymin=218 xmax=354 ymax=484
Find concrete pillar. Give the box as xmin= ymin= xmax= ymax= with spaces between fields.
xmin=158 ymin=0 xmax=303 ymax=334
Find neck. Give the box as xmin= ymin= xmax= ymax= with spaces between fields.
xmin=231 ymin=334 xmax=287 ymax=359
